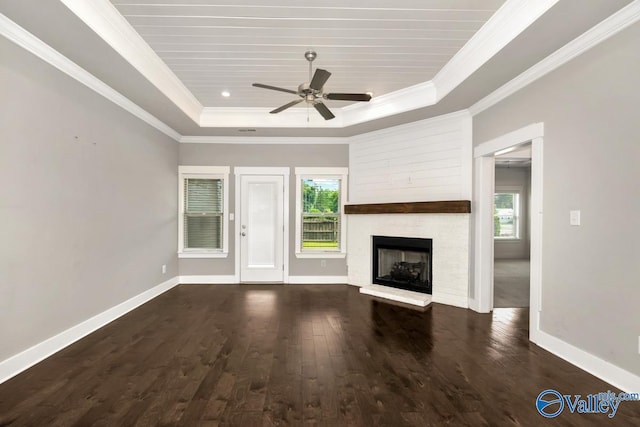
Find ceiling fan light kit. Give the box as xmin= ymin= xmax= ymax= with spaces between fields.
xmin=252 ymin=51 xmax=372 ymax=120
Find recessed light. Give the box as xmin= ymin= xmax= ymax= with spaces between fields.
xmin=221 ymin=90 xmax=231 ymax=97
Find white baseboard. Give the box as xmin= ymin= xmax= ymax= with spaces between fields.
xmin=178 ymin=275 xmax=237 ymax=284
xmin=534 ymin=330 xmax=640 ymax=393
xmin=467 ymin=297 xmax=481 ymax=312
xmin=432 ymin=293 xmax=469 ymax=309
xmin=179 ymin=275 xmax=348 ymax=285
xmin=0 ymin=276 xmax=180 ymax=385
xmin=287 ymin=276 xmax=348 ymax=284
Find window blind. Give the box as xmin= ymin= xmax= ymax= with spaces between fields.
xmin=184 ymin=178 xmax=223 ymax=249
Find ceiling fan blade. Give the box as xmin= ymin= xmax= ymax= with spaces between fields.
xmin=309 ymin=68 xmax=331 ymax=91
xmin=313 ymin=102 xmax=335 ymax=120
xmin=270 ymin=99 xmax=304 ymax=114
xmin=325 ymin=93 xmax=372 ymax=102
xmin=253 ymin=83 xmax=297 ymax=95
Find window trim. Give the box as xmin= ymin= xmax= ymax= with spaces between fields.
xmin=295 ymin=167 xmax=348 ymax=259
xmin=494 ymin=186 xmax=522 ymax=241
xmin=178 ymin=166 xmax=230 ymax=258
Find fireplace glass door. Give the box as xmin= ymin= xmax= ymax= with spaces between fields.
xmin=372 ymin=236 xmax=432 ymax=294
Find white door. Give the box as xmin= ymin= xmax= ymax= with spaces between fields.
xmin=239 ymin=175 xmax=285 ymax=282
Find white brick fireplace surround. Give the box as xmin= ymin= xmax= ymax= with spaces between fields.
xmin=346 ymin=111 xmax=472 ymax=308
xmin=347 ymin=213 xmax=470 ymax=308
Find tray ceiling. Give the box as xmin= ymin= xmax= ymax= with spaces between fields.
xmin=1 ymin=0 xmax=635 ymax=136
xmin=109 ymin=0 xmax=505 ymax=108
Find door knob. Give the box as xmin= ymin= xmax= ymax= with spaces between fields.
xmin=241 ymin=232 xmax=246 ymax=236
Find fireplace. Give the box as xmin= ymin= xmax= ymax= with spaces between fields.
xmin=372 ymin=235 xmax=432 ymax=294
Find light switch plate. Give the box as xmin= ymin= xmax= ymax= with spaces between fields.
xmin=570 ymin=210 xmax=581 ymax=226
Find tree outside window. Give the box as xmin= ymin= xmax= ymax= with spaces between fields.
xmin=494 ymin=192 xmax=520 ymax=239
xmin=302 ymin=178 xmax=340 ymax=249
xmin=295 ymin=167 xmax=348 ymax=258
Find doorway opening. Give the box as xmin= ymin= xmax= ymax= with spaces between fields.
xmin=494 ymin=144 xmax=531 ymax=308
xmin=473 ymin=123 xmax=543 ymax=343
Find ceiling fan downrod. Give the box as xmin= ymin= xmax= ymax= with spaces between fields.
xmin=305 ymin=50 xmax=317 ymax=83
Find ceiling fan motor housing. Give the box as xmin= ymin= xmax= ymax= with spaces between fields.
xmin=298 ymin=82 xmax=319 ymax=101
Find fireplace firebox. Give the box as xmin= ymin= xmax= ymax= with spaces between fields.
xmin=372 ymin=235 xmax=432 ymax=294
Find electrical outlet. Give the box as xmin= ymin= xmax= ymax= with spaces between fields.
xmin=162 ymin=264 xmax=167 ymax=274
xmin=320 ymin=260 xmax=327 ymax=268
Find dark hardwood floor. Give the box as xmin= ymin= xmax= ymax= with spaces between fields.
xmin=1 ymin=285 xmax=638 ymax=426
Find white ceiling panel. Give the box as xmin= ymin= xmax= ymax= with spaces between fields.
xmin=110 ymin=0 xmax=506 ymax=108
xmin=110 ymin=0 xmax=507 ymax=10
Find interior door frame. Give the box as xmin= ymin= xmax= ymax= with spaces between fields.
xmin=234 ymin=167 xmax=290 ymax=283
xmin=471 ymin=123 xmax=544 ymax=344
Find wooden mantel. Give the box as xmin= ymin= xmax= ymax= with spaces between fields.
xmin=344 ymin=200 xmax=471 ymax=214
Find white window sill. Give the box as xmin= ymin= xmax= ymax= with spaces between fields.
xmin=494 ymin=238 xmax=522 ymax=242
xmin=295 ymin=252 xmax=346 ymax=259
xmin=178 ymin=252 xmax=228 ymax=259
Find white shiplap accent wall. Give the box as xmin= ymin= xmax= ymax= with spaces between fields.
xmin=347 ymin=110 xmax=471 ymax=307
xmin=348 ymin=110 xmax=472 ymax=203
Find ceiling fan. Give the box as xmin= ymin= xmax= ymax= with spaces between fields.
xmin=252 ymin=51 xmax=372 ymax=120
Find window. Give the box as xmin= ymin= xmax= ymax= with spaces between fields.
xmin=295 ymin=167 xmax=348 ymax=258
xmin=494 ymin=189 xmax=521 ymax=239
xmin=179 ymin=166 xmax=229 ymax=257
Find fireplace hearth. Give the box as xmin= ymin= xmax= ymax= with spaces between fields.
xmin=372 ymin=236 xmax=432 ymax=294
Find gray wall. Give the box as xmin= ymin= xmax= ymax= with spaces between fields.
xmin=179 ymin=143 xmax=349 ymax=277
xmin=0 ymin=38 xmax=178 ymax=361
xmin=494 ymin=166 xmax=531 ymax=259
xmin=474 ymin=22 xmax=640 ymax=375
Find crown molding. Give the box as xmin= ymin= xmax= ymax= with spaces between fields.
xmin=469 ymin=0 xmax=640 ymax=117
xmin=187 ymin=110 xmax=469 ymax=144
xmin=199 ymin=81 xmax=437 ymax=129
xmin=433 ymin=0 xmax=559 ymax=100
xmin=0 ymin=13 xmax=181 ymax=142
xmin=342 ymin=81 xmax=437 ymax=125
xmin=60 ymin=0 xmax=203 ymax=124
xmin=5 ymin=0 xmax=634 ymax=137
xmin=58 ymin=0 xmax=556 ymax=130
xmin=180 ymin=136 xmax=349 ymax=145
xmin=199 ymin=107 xmax=345 ymax=128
